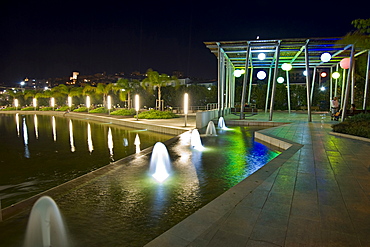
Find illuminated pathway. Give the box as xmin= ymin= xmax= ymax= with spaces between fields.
xmin=146 ymin=111 xmax=370 ymax=246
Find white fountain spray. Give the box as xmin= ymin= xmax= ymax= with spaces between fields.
xmin=205 ymin=121 xmax=217 ymax=136
xmin=24 ymin=196 xmax=69 ymax=247
xmin=150 ymin=142 xmax=171 ymax=182
xmin=191 ymin=129 xmax=204 ymax=150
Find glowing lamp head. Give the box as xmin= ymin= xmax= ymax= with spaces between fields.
xmin=320 ymin=72 xmax=327 ymax=78
xmin=320 ymin=52 xmax=331 ymax=62
xmin=282 ymin=63 xmax=292 ymax=71
xmin=277 ymin=77 xmax=285 ymax=84
xmin=258 ymin=53 xmax=266 ymax=60
xmin=340 ymin=57 xmax=351 ymax=69
xmin=184 ymin=93 xmax=189 ymax=114
xmin=135 ymin=94 xmax=140 ymax=112
xmin=332 ymin=71 xmax=340 ymax=79
xmin=303 ymin=70 xmax=307 ymax=76
xmin=234 ymin=69 xmax=245 ymax=78
xmin=256 ymin=71 xmax=266 ymax=80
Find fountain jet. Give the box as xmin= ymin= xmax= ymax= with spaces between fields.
xmin=24 ymin=196 xmax=68 ymax=247
xmin=205 ymin=121 xmax=217 ymax=136
xmin=191 ymin=129 xmax=204 ymax=150
xmin=218 ymin=117 xmax=227 ymax=129
xmin=150 ymin=142 xmax=171 ymax=182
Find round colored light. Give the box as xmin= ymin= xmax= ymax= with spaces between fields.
xmin=340 ymin=58 xmax=351 ymax=69
xmin=320 ymin=72 xmax=327 ymax=78
xmin=234 ymin=69 xmax=245 ymax=78
xmin=332 ymin=71 xmax=340 ymax=79
xmin=258 ymin=53 xmax=266 ymax=60
xmin=257 ymin=71 xmax=267 ymax=80
xmin=320 ymin=52 xmax=331 ymax=62
xmin=277 ymin=77 xmax=285 ymax=83
xmin=282 ymin=63 xmax=292 ymax=71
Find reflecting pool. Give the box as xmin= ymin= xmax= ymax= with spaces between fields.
xmin=0 ymin=114 xmax=173 ymax=208
xmin=0 ymin=115 xmax=281 ymax=247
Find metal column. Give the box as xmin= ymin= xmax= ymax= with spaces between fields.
xmin=286 ymin=70 xmax=291 ymax=113
xmin=363 ymin=50 xmax=370 ymax=110
xmin=240 ymin=43 xmax=251 ymax=119
xmin=265 ymin=67 xmax=273 ymax=113
xmin=304 ymin=41 xmax=312 ymax=122
xmin=269 ymin=42 xmax=281 ymax=121
xmin=341 ymin=45 xmax=355 ymax=122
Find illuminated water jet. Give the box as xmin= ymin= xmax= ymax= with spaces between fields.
xmin=205 ymin=121 xmax=217 ymax=136
xmin=24 ymin=196 xmax=69 ymax=247
xmin=150 ymin=142 xmax=171 ymax=182
xmin=191 ymin=129 xmax=204 ymax=150
xmin=218 ymin=117 xmax=227 ymax=129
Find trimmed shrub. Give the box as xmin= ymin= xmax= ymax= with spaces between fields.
xmin=56 ymin=106 xmax=71 ymax=111
xmin=110 ymin=108 xmax=136 ymax=116
xmin=332 ymin=113 xmax=370 ymax=138
xmin=89 ymin=107 xmax=108 ymax=113
xmin=39 ymin=107 xmax=54 ymax=111
xmin=1 ymin=107 xmax=17 ymax=111
xmin=137 ymin=109 xmax=179 ymax=119
xmin=73 ymin=107 xmax=88 ymax=112
xmin=21 ymin=106 xmax=36 ymax=111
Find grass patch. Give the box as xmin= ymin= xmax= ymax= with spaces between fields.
xmin=138 ymin=109 xmax=179 ymax=119
xmin=332 ymin=113 xmax=370 ymax=138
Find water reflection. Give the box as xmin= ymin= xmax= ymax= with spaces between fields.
xmin=69 ymin=120 xmax=75 ymax=152
xmin=34 ymin=114 xmax=39 ymax=139
xmin=52 ymin=116 xmax=57 ymax=142
xmin=87 ymin=123 xmax=94 ymax=154
xmin=108 ymin=127 xmax=114 ymax=161
xmin=16 ymin=113 xmax=20 ymax=137
xmin=134 ymin=134 xmax=141 ymax=153
xmin=23 ymin=118 xmax=30 ymax=158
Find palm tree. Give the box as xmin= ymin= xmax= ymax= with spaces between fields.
xmin=51 ymin=84 xmax=83 ymax=106
xmin=142 ymin=68 xmax=178 ymax=110
xmin=83 ymin=83 xmax=114 ymax=108
xmin=115 ymin=78 xmax=140 ymax=109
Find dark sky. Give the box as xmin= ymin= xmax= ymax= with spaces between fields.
xmin=1 ymin=1 xmax=369 ymax=85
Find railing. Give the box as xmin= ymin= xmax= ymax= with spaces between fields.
xmin=169 ymin=103 xmax=218 ymax=114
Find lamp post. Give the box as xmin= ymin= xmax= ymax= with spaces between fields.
xmin=14 ymin=99 xmax=19 ymax=110
xmin=107 ymin=95 xmax=111 ymax=114
xmin=135 ymin=94 xmax=139 ymax=120
xmin=184 ymin=93 xmax=189 ymax=127
xmin=282 ymin=63 xmax=292 ymax=113
xmin=33 ymin=98 xmax=37 ymax=111
xmin=86 ymin=96 xmax=90 ymax=113
xmin=68 ymin=96 xmax=73 ymax=113
xmin=50 ymin=97 xmax=55 ymax=111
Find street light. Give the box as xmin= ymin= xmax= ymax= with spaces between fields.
xmin=33 ymin=98 xmax=37 ymax=111
xmin=86 ymin=96 xmax=91 ymax=113
xmin=184 ymin=93 xmax=189 ymax=127
xmin=50 ymin=97 xmax=55 ymax=111
xmin=135 ymin=94 xmax=139 ymax=120
xmin=14 ymin=99 xmax=19 ymax=110
xmin=107 ymin=95 xmax=111 ymax=114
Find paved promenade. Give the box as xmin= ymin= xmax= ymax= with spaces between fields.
xmin=145 ymin=111 xmax=370 ymax=246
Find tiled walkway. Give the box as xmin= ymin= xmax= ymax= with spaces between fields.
xmin=145 ymin=111 xmax=370 ymax=246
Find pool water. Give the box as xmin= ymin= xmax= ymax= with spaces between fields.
xmin=0 ymin=114 xmax=281 ymax=247
xmin=0 ymin=113 xmax=173 ymax=208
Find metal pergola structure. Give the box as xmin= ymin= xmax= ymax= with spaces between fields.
xmin=204 ymin=37 xmax=370 ymax=122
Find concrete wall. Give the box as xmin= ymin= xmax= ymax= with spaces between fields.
xmin=195 ymin=109 xmax=218 ymax=129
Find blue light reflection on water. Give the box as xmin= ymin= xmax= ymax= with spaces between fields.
xmin=0 ymin=118 xmax=282 ymax=247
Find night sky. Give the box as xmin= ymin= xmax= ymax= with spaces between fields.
xmin=1 ymin=1 xmax=369 ymax=85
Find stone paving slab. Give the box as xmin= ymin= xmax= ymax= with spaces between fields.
xmin=145 ymin=111 xmax=370 ymax=246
